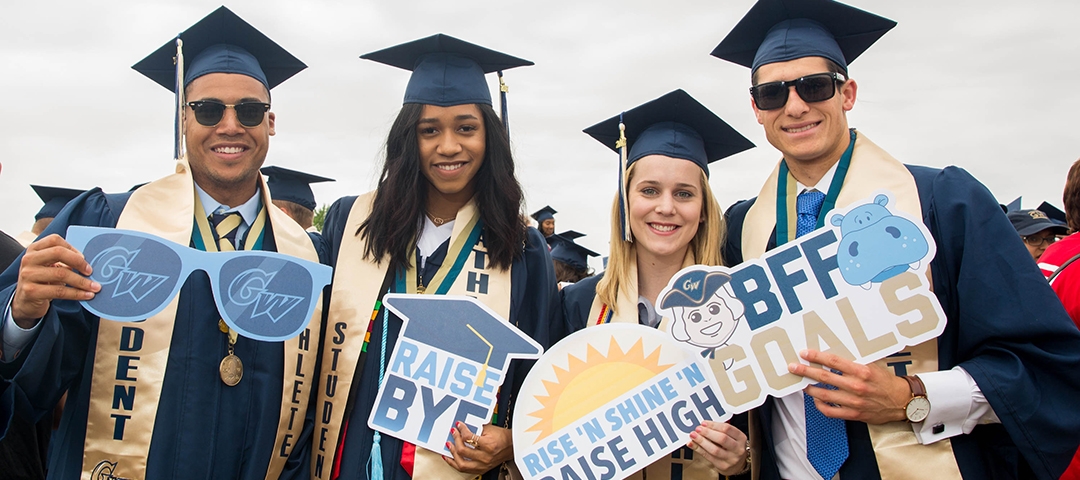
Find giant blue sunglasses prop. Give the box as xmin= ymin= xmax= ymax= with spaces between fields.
xmin=66 ymin=226 xmax=332 ymax=342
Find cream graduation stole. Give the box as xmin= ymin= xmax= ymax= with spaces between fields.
xmin=740 ymin=131 xmax=962 ymax=480
xmin=315 ymin=192 xmax=511 ymax=480
xmin=80 ymin=159 xmax=323 ymax=480
xmin=584 ymin=250 xmax=727 ymax=480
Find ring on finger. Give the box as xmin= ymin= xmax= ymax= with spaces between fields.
xmin=465 ymin=436 xmax=479 ymax=447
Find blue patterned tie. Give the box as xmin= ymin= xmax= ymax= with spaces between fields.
xmin=796 ymin=190 xmax=847 ymax=479
xmin=209 ymin=208 xmax=242 ymax=251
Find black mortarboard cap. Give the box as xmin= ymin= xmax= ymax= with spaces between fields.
xmin=361 ymin=34 xmax=533 ymax=107
xmin=1038 ymin=201 xmax=1068 ymax=226
xmin=545 ymin=230 xmax=585 ymax=248
xmin=550 ymin=237 xmax=600 ymax=272
xmin=133 ymin=6 xmax=306 ymax=92
xmin=583 ymin=89 xmax=754 ymax=177
xmin=711 ymin=0 xmax=896 ymax=72
xmin=531 ymin=206 xmax=557 ymax=223
xmin=31 ymin=185 xmax=86 ymax=221
xmin=261 ymin=166 xmax=335 ymax=211
xmin=383 ymin=295 xmax=542 ymax=384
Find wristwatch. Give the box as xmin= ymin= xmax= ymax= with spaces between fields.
xmin=902 ymin=375 xmax=931 ymax=423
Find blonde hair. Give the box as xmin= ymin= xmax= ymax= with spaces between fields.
xmin=596 ymin=162 xmax=726 ymax=311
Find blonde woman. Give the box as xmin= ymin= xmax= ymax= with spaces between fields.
xmin=562 ymin=89 xmax=756 ymax=478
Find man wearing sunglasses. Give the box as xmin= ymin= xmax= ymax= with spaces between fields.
xmin=0 ymin=7 xmax=324 ymax=480
xmin=713 ymin=0 xmax=1080 ymax=479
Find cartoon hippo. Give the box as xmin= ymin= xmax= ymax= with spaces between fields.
xmin=830 ymin=194 xmax=929 ymax=288
xmin=660 ymin=269 xmax=746 ymax=367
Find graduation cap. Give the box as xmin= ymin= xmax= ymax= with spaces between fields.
xmin=260 ymin=166 xmax=335 ymax=211
xmin=382 ymin=294 xmax=543 ymax=385
xmin=660 ymin=270 xmax=734 ymax=309
xmin=132 ymin=6 xmax=306 ymax=158
xmin=550 ymin=237 xmax=600 ymax=272
xmin=583 ymin=89 xmax=754 ymax=176
xmin=531 ymin=206 xmax=557 ymax=223
xmin=133 ymin=6 xmax=306 ymax=93
xmin=362 ymin=33 xmax=532 ymax=107
xmin=1037 ymin=201 xmax=1068 ymax=226
xmin=710 ymin=0 xmax=897 ymax=73
xmin=545 ymin=230 xmax=585 ymax=248
xmin=583 ymin=90 xmax=754 ymax=241
xmin=999 ymin=196 xmax=1022 ymax=213
xmin=31 ymin=185 xmax=86 ymax=221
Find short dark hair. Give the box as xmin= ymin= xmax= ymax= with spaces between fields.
xmin=272 ymin=199 xmax=314 ymax=230
xmin=359 ymin=103 xmax=526 ymax=272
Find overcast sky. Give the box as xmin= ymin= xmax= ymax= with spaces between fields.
xmin=2 ymin=0 xmax=1077 ymax=270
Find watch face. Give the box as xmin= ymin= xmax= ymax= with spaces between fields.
xmin=906 ymin=397 xmax=931 ymax=423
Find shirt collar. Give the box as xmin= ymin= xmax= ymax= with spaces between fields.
xmin=194 ymin=182 xmax=262 ymax=227
xmin=795 ymin=160 xmax=841 ymax=196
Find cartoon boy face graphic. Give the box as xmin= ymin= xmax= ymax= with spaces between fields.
xmin=660 ymin=270 xmax=746 ymax=353
xmin=673 ymin=290 xmax=743 ymax=349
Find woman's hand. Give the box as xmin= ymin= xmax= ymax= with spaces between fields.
xmin=687 ymin=420 xmax=750 ymax=476
xmin=442 ymin=422 xmax=514 ymax=475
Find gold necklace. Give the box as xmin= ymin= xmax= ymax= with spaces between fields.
xmin=427 ymin=212 xmax=456 ymax=226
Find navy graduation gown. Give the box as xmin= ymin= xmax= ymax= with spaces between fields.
xmin=0 ymin=188 xmax=323 ymax=480
xmin=321 ymin=196 xmax=563 ymax=480
xmin=724 ymin=166 xmax=1080 ymax=480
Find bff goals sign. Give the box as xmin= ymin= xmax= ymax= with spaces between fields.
xmin=513 ymin=191 xmax=947 ymax=480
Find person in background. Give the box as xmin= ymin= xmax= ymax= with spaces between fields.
xmin=546 ymin=232 xmax=598 ymax=287
xmin=1008 ymin=209 xmax=1067 ymax=262
xmin=261 ymin=165 xmax=334 ymax=231
xmin=531 ymin=205 xmax=556 ymax=237
xmin=16 ymin=185 xmax=86 ymax=246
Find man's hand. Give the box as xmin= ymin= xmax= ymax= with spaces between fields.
xmin=11 ymin=234 xmax=99 ymax=328
xmin=789 ymin=349 xmax=910 ymax=424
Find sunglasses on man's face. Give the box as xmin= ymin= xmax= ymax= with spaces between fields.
xmin=750 ymin=72 xmax=846 ymax=111
xmin=66 ymin=226 xmax=331 ymax=342
xmin=187 ymin=100 xmax=270 ymax=128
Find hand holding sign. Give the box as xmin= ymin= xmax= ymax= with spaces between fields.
xmin=10 ymin=234 xmax=100 ymax=328
xmin=791 ymin=349 xmax=910 ymax=424
xmin=444 ymin=421 xmax=515 ymax=474
xmin=369 ymin=294 xmax=543 ymax=457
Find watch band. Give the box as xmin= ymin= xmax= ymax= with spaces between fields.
xmin=903 ymin=375 xmax=927 ymax=397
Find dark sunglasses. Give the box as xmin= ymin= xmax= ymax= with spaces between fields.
xmin=187 ymin=100 xmax=271 ymax=128
xmin=750 ymin=72 xmax=846 ymax=111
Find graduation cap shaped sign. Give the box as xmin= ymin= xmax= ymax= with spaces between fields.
xmin=368 ymin=294 xmax=543 ymax=456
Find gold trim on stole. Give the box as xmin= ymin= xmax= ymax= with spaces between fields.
xmin=740 ymin=132 xmax=962 ymax=480
xmin=81 ymin=159 xmax=322 ymax=480
xmin=315 ymin=194 xmax=513 ymax=480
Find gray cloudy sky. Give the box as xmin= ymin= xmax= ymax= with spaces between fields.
xmin=2 ymin=0 xmax=1077 ymax=270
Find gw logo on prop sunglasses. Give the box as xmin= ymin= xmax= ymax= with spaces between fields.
xmin=66 ymin=226 xmax=331 ymax=342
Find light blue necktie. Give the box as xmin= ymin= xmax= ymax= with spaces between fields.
xmin=796 ymin=190 xmax=848 ymax=480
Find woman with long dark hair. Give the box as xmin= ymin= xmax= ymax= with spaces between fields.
xmin=313 ymin=35 xmax=560 ymax=480
xmin=562 ymin=90 xmax=756 ymax=478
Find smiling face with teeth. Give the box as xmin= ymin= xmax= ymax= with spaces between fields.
xmin=627 ymin=155 xmax=705 ymax=265
xmin=752 ymin=56 xmax=857 ymax=175
xmin=184 ymin=73 xmax=275 ymax=207
xmin=416 ymin=103 xmax=486 ymax=217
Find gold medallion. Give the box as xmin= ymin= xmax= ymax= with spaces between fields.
xmin=220 ymin=354 xmax=243 ymax=386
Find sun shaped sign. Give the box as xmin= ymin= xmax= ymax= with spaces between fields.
xmin=513 ymin=324 xmax=727 ymax=480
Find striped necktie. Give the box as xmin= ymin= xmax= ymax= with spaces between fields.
xmin=209 ymin=210 xmax=242 ymax=252
xmin=796 ymin=189 xmax=848 ymax=479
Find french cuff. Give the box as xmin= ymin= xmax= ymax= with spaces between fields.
xmin=910 ymin=366 xmax=996 ymax=444
xmin=2 ymin=297 xmax=42 ymax=362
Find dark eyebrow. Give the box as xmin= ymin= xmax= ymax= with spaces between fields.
xmin=190 ymin=97 xmax=268 ymax=104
